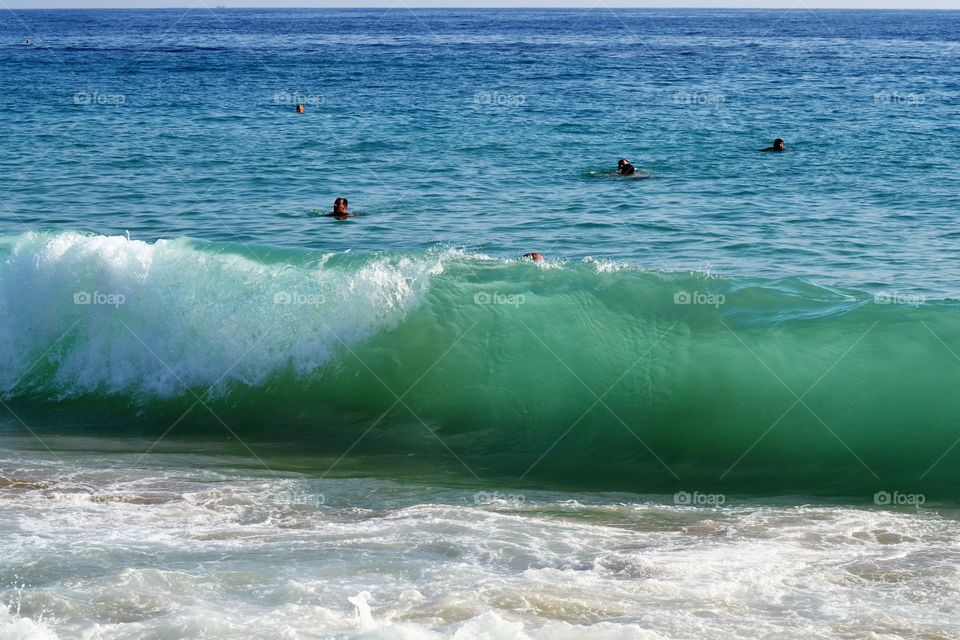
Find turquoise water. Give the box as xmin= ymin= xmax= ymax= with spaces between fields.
xmin=2 ymin=9 xmax=959 ymax=291
xmin=2 ymin=232 xmax=960 ymax=498
xmin=1 ymin=8 xmax=960 ymax=639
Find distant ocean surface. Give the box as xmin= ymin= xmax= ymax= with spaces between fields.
xmin=1 ymin=8 xmax=959 ymax=639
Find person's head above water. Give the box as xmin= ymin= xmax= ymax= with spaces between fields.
xmin=762 ymin=138 xmax=786 ymax=152
xmin=296 ymin=104 xmax=305 ymax=113
xmin=523 ymin=252 xmax=544 ymax=262
xmin=617 ymin=159 xmax=636 ymax=176
xmin=323 ymin=197 xmax=354 ymax=220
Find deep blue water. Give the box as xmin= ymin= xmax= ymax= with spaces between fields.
xmin=1 ymin=8 xmax=958 ymax=293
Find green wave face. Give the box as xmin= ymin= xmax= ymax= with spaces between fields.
xmin=308 ymin=263 xmax=959 ymax=497
xmin=2 ymin=232 xmax=958 ymax=497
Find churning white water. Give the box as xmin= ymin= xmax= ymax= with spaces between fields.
xmin=1 ymin=443 xmax=958 ymax=640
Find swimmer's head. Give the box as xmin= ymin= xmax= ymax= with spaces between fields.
xmin=296 ymin=104 xmax=305 ymax=113
xmin=523 ymin=252 xmax=544 ymax=262
xmin=617 ymin=158 xmax=637 ymax=176
xmin=773 ymin=138 xmax=785 ymax=151
xmin=333 ymin=197 xmax=348 ymax=214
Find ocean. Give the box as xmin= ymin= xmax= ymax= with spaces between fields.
xmin=1 ymin=7 xmax=959 ymax=639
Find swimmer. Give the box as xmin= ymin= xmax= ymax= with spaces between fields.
xmin=617 ymin=159 xmax=637 ymax=176
xmin=325 ymin=197 xmax=354 ymax=220
xmin=761 ymin=138 xmax=786 ymax=152
xmin=295 ymin=104 xmax=305 ymax=113
xmin=23 ymin=38 xmax=31 ymax=45
xmin=523 ymin=252 xmax=544 ymax=262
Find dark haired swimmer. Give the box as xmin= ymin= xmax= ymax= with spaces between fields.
xmin=617 ymin=159 xmax=637 ymax=176
xmin=761 ymin=138 xmax=786 ymax=152
xmin=523 ymin=252 xmax=544 ymax=262
xmin=325 ymin=197 xmax=354 ymax=220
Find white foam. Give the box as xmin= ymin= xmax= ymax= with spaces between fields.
xmin=582 ymin=256 xmax=634 ymax=273
xmin=0 ymin=607 xmax=59 ymax=640
xmin=3 ymin=453 xmax=958 ymax=640
xmin=0 ymin=232 xmax=443 ymax=397
xmin=350 ymin=591 xmax=377 ymax=631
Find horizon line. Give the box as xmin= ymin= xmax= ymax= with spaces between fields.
xmin=7 ymin=5 xmax=959 ymax=9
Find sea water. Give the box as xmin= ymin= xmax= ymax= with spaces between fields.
xmin=0 ymin=8 xmax=959 ymax=639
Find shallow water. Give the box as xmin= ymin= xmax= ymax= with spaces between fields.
xmin=2 ymin=440 xmax=959 ymax=640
